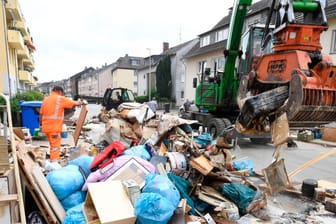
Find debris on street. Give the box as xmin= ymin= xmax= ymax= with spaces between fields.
xmin=2 ymin=102 xmax=335 ymax=224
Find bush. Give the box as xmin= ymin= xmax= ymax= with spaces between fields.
xmin=0 ymin=90 xmax=44 ymax=112
xmin=135 ymin=95 xmax=148 ymax=103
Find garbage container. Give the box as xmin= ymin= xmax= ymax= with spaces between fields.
xmin=164 ymin=103 xmax=170 ymax=113
xmin=20 ymin=101 xmax=42 ymax=136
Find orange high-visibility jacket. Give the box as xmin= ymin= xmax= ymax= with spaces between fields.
xmin=40 ymin=91 xmax=76 ymax=133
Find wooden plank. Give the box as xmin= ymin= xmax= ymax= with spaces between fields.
xmin=0 ymin=174 xmax=11 ymax=223
xmin=31 ymin=166 xmax=66 ymax=222
xmin=16 ymin=142 xmax=59 ymax=224
xmin=73 ymin=105 xmax=88 ymax=146
xmin=0 ymin=194 xmax=18 ymax=202
xmin=289 ymin=148 xmax=336 ymax=179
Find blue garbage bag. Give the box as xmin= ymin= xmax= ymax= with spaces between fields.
xmin=122 ymin=145 xmax=151 ymax=161
xmin=193 ymin=132 xmax=212 ymax=147
xmin=167 ymin=172 xmax=195 ymax=214
xmin=221 ymin=183 xmax=256 ymax=214
xmin=142 ymin=173 xmax=180 ymax=208
xmin=134 ymin=192 xmax=175 ymax=224
xmin=47 ymin=165 xmax=85 ymax=201
xmin=61 ymin=190 xmax=86 ymax=211
xmin=62 ymin=203 xmax=86 ymax=224
xmin=233 ymin=159 xmax=254 ymax=176
xmin=68 ymin=155 xmax=94 ymax=178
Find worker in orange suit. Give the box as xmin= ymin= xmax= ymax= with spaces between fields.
xmin=40 ymin=86 xmax=83 ymax=163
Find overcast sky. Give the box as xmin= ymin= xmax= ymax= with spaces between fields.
xmin=19 ymin=0 xmax=241 ymax=83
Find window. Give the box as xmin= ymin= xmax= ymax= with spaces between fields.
xmin=215 ymin=29 xmax=228 ymax=42
xmin=130 ymin=58 xmax=140 ymax=65
xmin=181 ymin=91 xmax=184 ymax=98
xmin=211 ymin=57 xmax=225 ymax=73
xmin=198 ymin=61 xmax=207 ymax=74
xmin=331 ymin=30 xmax=336 ymax=54
xmin=133 ymin=81 xmax=138 ymax=86
xmin=200 ymin=35 xmax=210 ymax=47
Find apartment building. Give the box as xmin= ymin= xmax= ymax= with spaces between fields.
xmin=111 ymin=55 xmax=145 ymax=95
xmin=0 ymin=0 xmax=36 ymax=96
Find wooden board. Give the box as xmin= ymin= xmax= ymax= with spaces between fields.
xmin=0 ymin=174 xmax=11 ymax=223
xmin=288 ymin=148 xmax=336 ymax=179
xmin=73 ymin=105 xmax=88 ymax=146
xmin=16 ymin=142 xmax=59 ymax=223
xmin=31 ymin=166 xmax=66 ymax=222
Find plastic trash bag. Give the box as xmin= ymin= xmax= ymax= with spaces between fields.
xmin=62 ymin=203 xmax=86 ymax=224
xmin=194 ymin=132 xmax=212 ymax=147
xmin=233 ymin=159 xmax=254 ymax=175
xmin=68 ymin=155 xmax=94 ymax=178
xmin=122 ymin=145 xmax=151 ymax=161
xmin=134 ymin=192 xmax=175 ymax=224
xmin=221 ymin=183 xmax=256 ymax=214
xmin=142 ymin=173 xmax=180 ymax=208
xmin=61 ymin=190 xmax=86 ymax=211
xmin=167 ymin=172 xmax=195 ymax=214
xmin=47 ymin=164 xmax=85 ymax=200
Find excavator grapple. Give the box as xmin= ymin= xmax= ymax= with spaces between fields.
xmin=237 ymin=0 xmax=336 ymax=130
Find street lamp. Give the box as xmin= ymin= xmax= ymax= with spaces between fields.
xmin=146 ymin=48 xmax=151 ymax=101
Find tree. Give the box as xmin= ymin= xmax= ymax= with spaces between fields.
xmin=156 ymin=55 xmax=172 ymax=99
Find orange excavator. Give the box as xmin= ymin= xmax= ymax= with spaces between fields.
xmin=237 ymin=0 xmax=336 ymax=134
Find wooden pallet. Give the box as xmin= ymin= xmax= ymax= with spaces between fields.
xmin=17 ymin=141 xmax=64 ymax=223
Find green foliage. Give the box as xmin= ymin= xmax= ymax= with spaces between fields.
xmin=158 ymin=97 xmax=170 ymax=103
xmin=0 ymin=90 xmax=44 ymax=112
xmin=134 ymin=95 xmax=148 ymax=103
xmin=156 ymin=55 xmax=172 ymax=99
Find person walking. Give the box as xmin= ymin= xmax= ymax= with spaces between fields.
xmin=40 ymin=86 xmax=83 ymax=163
xmin=148 ymin=97 xmax=158 ymax=115
xmin=183 ymin=98 xmax=191 ymax=112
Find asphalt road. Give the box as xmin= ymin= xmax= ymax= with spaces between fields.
xmin=81 ymin=103 xmax=336 ymax=184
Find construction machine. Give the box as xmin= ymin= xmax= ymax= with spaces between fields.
xmin=189 ymin=0 xmax=336 ymax=143
xmin=98 ymin=87 xmax=135 ymax=122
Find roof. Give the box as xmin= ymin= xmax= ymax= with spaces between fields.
xmin=111 ymin=55 xmax=145 ymax=72
xmin=70 ymin=67 xmax=95 ymax=80
xmin=185 ymin=0 xmax=271 ymax=58
xmin=201 ymin=0 xmax=271 ymax=35
xmin=162 ymin=39 xmax=197 ymax=56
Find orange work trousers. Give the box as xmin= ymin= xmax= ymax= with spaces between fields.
xmin=45 ymin=132 xmax=61 ymax=161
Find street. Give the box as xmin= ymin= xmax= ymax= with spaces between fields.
xmin=81 ymin=103 xmax=336 ymax=185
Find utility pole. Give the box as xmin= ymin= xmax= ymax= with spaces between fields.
xmin=146 ymin=48 xmax=151 ymax=101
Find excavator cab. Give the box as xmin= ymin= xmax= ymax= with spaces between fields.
xmin=238 ymin=24 xmax=273 ymax=77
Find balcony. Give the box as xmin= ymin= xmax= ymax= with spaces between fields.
xmin=7 ymin=29 xmax=25 ymax=51
xmin=17 ymin=46 xmax=29 ymax=59
xmin=23 ymin=56 xmax=35 ymax=68
xmin=18 ymin=70 xmax=32 ymax=83
xmin=15 ymin=21 xmax=28 ymax=37
xmin=5 ymin=0 xmax=23 ymax=21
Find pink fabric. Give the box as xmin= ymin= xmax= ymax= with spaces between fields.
xmin=82 ymin=155 xmax=155 ymax=191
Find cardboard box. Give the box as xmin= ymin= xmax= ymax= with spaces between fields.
xmin=322 ymin=127 xmax=336 ymax=142
xmin=83 ymin=181 xmax=136 ymax=224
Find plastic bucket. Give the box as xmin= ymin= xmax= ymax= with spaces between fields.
xmin=61 ymin=132 xmax=68 ymax=138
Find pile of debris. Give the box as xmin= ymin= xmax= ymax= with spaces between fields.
xmin=12 ymin=102 xmax=336 ymax=223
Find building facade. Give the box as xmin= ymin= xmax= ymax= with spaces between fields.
xmin=0 ymin=0 xmax=36 ymax=97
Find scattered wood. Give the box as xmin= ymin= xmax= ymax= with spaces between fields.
xmin=288 ymin=148 xmax=336 ymax=179
xmin=16 ymin=142 xmax=59 ymax=223
xmin=73 ymin=105 xmax=88 ymax=146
